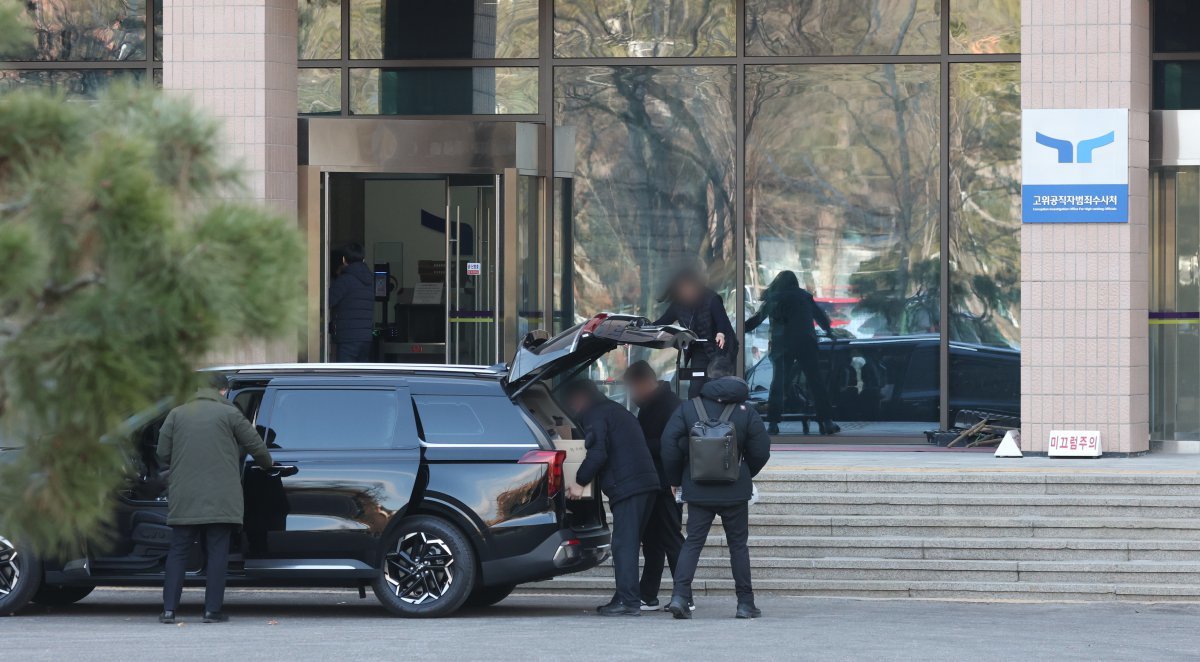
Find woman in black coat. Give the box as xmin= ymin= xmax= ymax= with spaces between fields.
xmin=745 ymin=270 xmax=839 ymax=435
xmin=653 ymin=269 xmax=738 ymax=398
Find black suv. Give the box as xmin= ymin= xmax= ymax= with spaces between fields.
xmin=0 ymin=314 xmax=692 ymax=618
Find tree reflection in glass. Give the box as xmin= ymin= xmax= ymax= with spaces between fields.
xmin=745 ymin=64 xmax=941 ymax=429
xmin=554 ymin=65 xmax=736 ymax=378
xmin=1 ymin=0 xmax=147 ymax=62
xmin=299 ymin=0 xmax=342 ymax=60
xmin=949 ymin=63 xmax=1020 ymax=349
xmin=554 ymin=0 xmax=735 ymax=57
xmin=745 ymin=0 xmax=940 ymax=56
xmin=949 ymin=0 xmax=1020 ymax=54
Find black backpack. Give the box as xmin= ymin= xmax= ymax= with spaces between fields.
xmin=688 ymin=398 xmax=740 ymax=484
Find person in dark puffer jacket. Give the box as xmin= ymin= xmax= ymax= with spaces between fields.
xmin=661 ymin=359 xmax=772 ymax=620
xmin=329 ymin=243 xmax=376 ymax=362
xmin=565 ymin=379 xmax=660 ymax=617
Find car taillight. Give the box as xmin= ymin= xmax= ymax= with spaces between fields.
xmin=580 ymin=313 xmax=609 ymax=336
xmin=519 ymin=450 xmax=566 ymax=497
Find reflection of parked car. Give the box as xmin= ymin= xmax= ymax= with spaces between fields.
xmin=0 ymin=313 xmax=693 ymax=618
xmin=746 ymin=334 xmax=1019 ymax=424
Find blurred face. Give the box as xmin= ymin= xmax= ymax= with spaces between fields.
xmin=566 ymin=390 xmax=591 ymax=416
xmin=626 ymin=376 xmax=659 ymax=406
xmin=676 ymin=279 xmax=700 ymax=303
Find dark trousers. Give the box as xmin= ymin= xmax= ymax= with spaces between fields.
xmin=163 ymin=524 xmax=233 ymax=613
xmin=768 ymin=347 xmax=832 ymax=423
xmin=609 ymin=492 xmax=655 ymax=607
xmin=639 ymin=489 xmax=684 ymax=602
xmin=687 ymin=357 xmax=710 ymax=399
xmin=335 ymin=340 xmax=373 ymax=363
xmin=673 ymin=502 xmax=753 ymax=603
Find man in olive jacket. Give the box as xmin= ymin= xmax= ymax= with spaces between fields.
xmin=661 ymin=359 xmax=771 ymax=620
xmin=156 ymin=375 xmax=274 ymax=624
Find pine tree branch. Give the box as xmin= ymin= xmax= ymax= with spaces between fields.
xmin=43 ymin=273 xmax=103 ymax=303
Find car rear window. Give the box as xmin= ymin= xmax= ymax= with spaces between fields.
xmin=269 ymin=388 xmax=400 ymax=450
xmin=413 ymin=395 xmax=535 ymax=446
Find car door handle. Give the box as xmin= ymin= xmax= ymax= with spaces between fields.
xmin=251 ymin=464 xmax=299 ymax=477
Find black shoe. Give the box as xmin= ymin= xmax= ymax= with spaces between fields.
xmin=667 ymin=596 xmax=692 ymax=620
xmin=596 ymin=597 xmax=620 ymax=613
xmin=735 ymin=602 xmax=762 ymax=619
xmin=597 ymin=603 xmax=641 ymax=617
xmin=202 ymin=611 xmax=229 ymax=623
xmin=689 ymin=598 xmax=696 ymax=612
xmin=640 ymin=598 xmax=661 ymax=611
xmin=819 ymin=420 xmax=841 ymax=435
xmin=158 ymin=611 xmax=176 ymax=624
xmin=767 ymin=422 xmax=780 ymax=435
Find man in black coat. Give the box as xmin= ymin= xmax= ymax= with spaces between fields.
xmin=622 ymin=360 xmax=684 ymax=610
xmin=329 ymin=243 xmax=376 ymax=362
xmin=661 ymin=359 xmax=772 ymax=619
xmin=565 ymin=379 xmax=661 ymax=617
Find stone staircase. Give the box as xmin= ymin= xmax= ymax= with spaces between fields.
xmin=521 ymin=469 xmax=1200 ymax=602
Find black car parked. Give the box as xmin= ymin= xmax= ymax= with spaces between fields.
xmin=0 ymin=314 xmax=693 ymax=618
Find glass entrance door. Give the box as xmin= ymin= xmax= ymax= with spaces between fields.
xmin=1151 ymin=168 xmax=1200 ymax=442
xmin=447 ymin=178 xmax=500 ymax=366
xmin=322 ymin=172 xmax=509 ymax=367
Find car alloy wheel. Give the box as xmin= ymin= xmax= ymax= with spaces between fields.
xmin=384 ymin=531 xmax=455 ymax=605
xmin=0 ymin=537 xmax=19 ymax=598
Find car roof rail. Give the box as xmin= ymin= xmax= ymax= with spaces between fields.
xmin=202 ymin=363 xmax=507 ymax=379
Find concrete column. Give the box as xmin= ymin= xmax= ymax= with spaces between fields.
xmin=162 ymin=0 xmax=299 ymax=364
xmin=1020 ymin=1 xmax=1152 ymax=454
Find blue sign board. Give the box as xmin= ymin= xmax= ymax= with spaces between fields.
xmin=1021 ymin=108 xmax=1129 ymax=223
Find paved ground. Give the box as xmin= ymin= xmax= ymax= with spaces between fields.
xmin=6 ymin=589 xmax=1199 ymax=661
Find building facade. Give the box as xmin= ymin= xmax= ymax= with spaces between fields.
xmin=1 ymin=1 xmax=1195 ymax=455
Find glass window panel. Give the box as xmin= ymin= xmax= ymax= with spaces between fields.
xmin=153 ymin=0 xmax=161 ymax=62
xmin=554 ymin=65 xmax=736 ymax=379
xmin=516 ymin=175 xmax=543 ymax=337
xmin=1154 ymin=61 xmax=1200 ymax=110
xmin=949 ymin=63 xmax=1019 ymax=349
xmin=0 ymin=69 xmax=139 ymax=100
xmin=948 ymin=63 xmax=1020 ymax=419
xmin=744 ymin=64 xmax=941 ymax=432
xmin=350 ymin=66 xmax=536 ymax=115
xmin=1 ymin=0 xmax=147 ymax=62
xmin=745 ymin=0 xmax=940 ymax=57
xmin=413 ymin=395 xmax=535 ymax=445
xmin=298 ymin=67 xmax=342 ymax=115
xmin=270 ymin=389 xmax=400 ymax=450
xmin=350 ymin=0 xmax=538 ymax=59
xmin=553 ymin=0 xmax=735 ymax=58
xmin=950 ymin=0 xmax=1019 ymax=54
xmin=299 ymin=0 xmax=342 ymax=60
xmin=1154 ymin=0 xmax=1200 ymax=53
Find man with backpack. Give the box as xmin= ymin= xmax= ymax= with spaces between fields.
xmin=660 ymin=359 xmax=772 ymax=619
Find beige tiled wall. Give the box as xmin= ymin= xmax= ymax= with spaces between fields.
xmin=162 ymin=0 xmax=299 ymax=364
xmin=1020 ymin=0 xmax=1151 ymax=454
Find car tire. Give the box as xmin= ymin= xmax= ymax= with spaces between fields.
xmin=372 ymin=515 xmax=476 ymax=618
xmin=0 ymin=535 xmax=43 ymax=617
xmin=462 ymin=584 xmax=515 ymax=609
xmin=31 ymin=584 xmax=95 ymax=607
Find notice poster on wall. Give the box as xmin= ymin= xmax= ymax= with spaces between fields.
xmin=1021 ymin=108 xmax=1128 ymax=223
